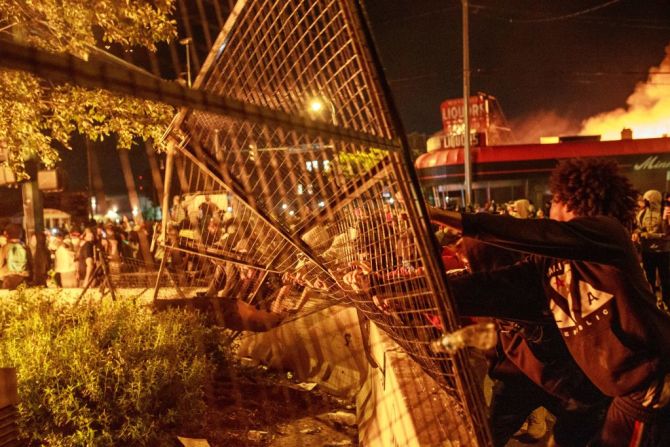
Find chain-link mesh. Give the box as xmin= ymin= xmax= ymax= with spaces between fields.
xmin=0 ymin=0 xmax=491 ymax=445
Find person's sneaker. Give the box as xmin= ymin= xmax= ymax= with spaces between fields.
xmin=525 ymin=407 xmax=548 ymax=441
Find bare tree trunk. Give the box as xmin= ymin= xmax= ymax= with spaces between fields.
xmin=21 ymin=162 xmax=47 ymax=286
xmin=144 ymin=140 xmax=164 ymax=205
xmin=175 ymin=153 xmax=190 ymax=193
xmin=118 ymin=149 xmax=154 ymax=268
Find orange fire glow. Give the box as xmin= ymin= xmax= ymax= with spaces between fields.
xmin=580 ymin=45 xmax=670 ymax=141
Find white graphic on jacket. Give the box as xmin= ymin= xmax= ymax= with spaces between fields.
xmin=547 ymin=262 xmax=614 ymax=337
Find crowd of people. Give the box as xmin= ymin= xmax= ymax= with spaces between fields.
xmin=2 ymin=157 xmax=669 ymax=445
xmin=452 ymin=191 xmax=670 ymax=311
xmin=0 ymin=218 xmax=157 ymax=290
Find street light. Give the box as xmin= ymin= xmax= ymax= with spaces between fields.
xmin=309 ymin=99 xmax=324 ymax=113
xmin=307 ymin=95 xmax=338 ymax=126
xmin=179 ymin=37 xmax=193 ymax=88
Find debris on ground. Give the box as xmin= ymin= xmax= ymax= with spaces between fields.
xmin=247 ymin=430 xmax=271 ymax=442
xmin=177 ymin=437 xmax=211 ymax=447
xmin=199 ymin=360 xmax=357 ymax=446
xmin=318 ymin=411 xmax=357 ymax=427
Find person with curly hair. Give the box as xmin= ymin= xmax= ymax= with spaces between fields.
xmin=430 ymin=158 xmax=670 ymax=446
xmin=548 ymin=158 xmax=639 ymax=229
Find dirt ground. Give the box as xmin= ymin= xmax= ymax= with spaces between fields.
xmin=192 ymin=361 xmax=358 ymax=447
xmin=177 ymin=357 xmax=555 ymax=447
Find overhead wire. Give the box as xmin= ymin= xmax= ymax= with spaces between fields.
xmin=373 ymin=5 xmax=460 ymax=25
xmin=462 ymin=0 xmax=669 ymax=29
xmin=372 ymin=1 xmax=670 ymax=31
xmin=499 ymin=0 xmax=624 ymax=24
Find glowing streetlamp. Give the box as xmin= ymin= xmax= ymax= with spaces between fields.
xmin=309 ymin=98 xmax=324 ymax=113
xmin=308 ymin=96 xmax=338 ymax=125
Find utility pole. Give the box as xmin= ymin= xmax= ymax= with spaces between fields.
xmin=462 ymin=0 xmax=473 ymax=207
xmin=22 ymin=159 xmax=47 ymax=286
xmin=179 ymin=38 xmax=193 ymax=88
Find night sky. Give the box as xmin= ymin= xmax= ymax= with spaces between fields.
xmin=365 ymin=0 xmax=670 ymax=137
xmin=4 ymin=0 xmax=670 ymax=203
xmin=58 ymin=136 xmax=153 ymax=196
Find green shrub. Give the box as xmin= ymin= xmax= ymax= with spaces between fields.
xmin=0 ymin=289 xmax=221 ymax=446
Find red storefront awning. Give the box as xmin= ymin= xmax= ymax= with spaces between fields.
xmin=415 ymin=137 xmax=670 ymax=186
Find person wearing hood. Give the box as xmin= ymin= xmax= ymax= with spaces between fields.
xmin=635 ymin=189 xmax=670 ymax=309
xmin=511 ymin=199 xmax=531 ymax=219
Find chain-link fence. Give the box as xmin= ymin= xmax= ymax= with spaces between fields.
xmin=0 ymin=1 xmax=491 ymax=445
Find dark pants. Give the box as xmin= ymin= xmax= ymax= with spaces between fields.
xmin=641 ymin=250 xmax=670 ymax=306
xmin=595 ymin=378 xmax=670 ymax=447
xmin=490 ymin=375 xmax=607 ymax=447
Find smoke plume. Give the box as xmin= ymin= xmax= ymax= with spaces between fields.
xmin=580 ymin=45 xmax=670 ymax=140
xmin=510 ymin=110 xmax=579 ymax=144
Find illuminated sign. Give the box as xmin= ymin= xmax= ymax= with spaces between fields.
xmin=633 ymin=155 xmax=670 ymax=170
xmin=440 ymin=96 xmax=489 ymax=134
xmin=441 ymin=132 xmax=484 ymax=149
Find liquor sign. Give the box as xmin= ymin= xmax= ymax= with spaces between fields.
xmin=441 ymin=96 xmax=489 ymax=134
xmin=441 ymin=132 xmax=485 ymax=149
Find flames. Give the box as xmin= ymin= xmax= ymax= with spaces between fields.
xmin=580 ymin=45 xmax=670 ymax=141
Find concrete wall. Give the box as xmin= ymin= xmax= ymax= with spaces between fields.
xmin=237 ymin=306 xmax=368 ymax=399
xmin=238 ymin=305 xmax=475 ymax=446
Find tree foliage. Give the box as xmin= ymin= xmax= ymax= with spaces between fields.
xmin=0 ymin=0 xmax=177 ymax=179
xmin=1 ymin=0 xmax=176 ymax=56
xmin=337 ymin=147 xmax=388 ymax=178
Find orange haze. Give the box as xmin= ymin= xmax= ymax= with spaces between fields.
xmin=580 ymin=45 xmax=670 ymax=141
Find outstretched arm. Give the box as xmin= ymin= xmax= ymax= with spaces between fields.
xmin=460 ymin=213 xmax=630 ymax=265
xmin=428 ymin=207 xmax=463 ymax=231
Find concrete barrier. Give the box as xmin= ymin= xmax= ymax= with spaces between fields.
xmin=238 ymin=305 xmax=474 ymax=446
xmin=238 ymin=305 xmax=368 ymax=399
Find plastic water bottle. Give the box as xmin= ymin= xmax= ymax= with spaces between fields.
xmin=430 ymin=322 xmax=497 ymax=354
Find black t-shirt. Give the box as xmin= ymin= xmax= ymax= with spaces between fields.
xmin=78 ymin=241 xmax=95 ymax=277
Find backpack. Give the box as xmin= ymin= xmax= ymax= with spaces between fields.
xmin=6 ymin=242 xmax=28 ymax=275
xmin=637 ymin=207 xmax=670 ymax=252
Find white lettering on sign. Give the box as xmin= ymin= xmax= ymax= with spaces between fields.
xmin=442 ymin=133 xmax=481 ymax=149
xmin=441 ymin=103 xmax=486 ymax=121
xmin=441 ymin=97 xmax=490 ymax=133
xmin=634 ymin=156 xmax=670 ymax=171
